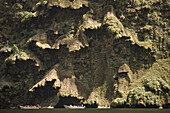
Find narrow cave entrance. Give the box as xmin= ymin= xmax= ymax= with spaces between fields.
xmin=55 ymin=95 xmax=84 ymax=108
xmin=55 ymin=96 xmax=98 ymax=108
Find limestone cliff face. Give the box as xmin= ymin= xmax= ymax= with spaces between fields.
xmin=0 ymin=0 xmax=169 ymax=108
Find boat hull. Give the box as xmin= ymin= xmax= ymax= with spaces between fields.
xmin=64 ymin=105 xmax=85 ymax=109
xmin=20 ymin=106 xmax=40 ymax=109
xmin=97 ymin=107 xmax=110 ymax=109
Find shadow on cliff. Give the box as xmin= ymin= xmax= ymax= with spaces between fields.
xmin=29 ymin=79 xmax=59 ymax=105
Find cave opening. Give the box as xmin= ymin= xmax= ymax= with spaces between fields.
xmin=55 ymin=95 xmax=83 ymax=108
xmin=29 ymin=79 xmax=59 ymax=105
xmin=55 ymin=95 xmax=98 ymax=108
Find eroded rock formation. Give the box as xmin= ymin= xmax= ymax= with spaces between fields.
xmin=0 ymin=0 xmax=169 ymax=108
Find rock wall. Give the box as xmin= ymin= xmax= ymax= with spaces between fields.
xmin=0 ymin=0 xmax=169 ymax=108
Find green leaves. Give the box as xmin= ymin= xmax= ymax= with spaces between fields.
xmin=127 ymin=87 xmax=161 ymax=107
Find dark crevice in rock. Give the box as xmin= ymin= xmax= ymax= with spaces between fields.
xmin=55 ymin=95 xmax=83 ymax=108
xmin=29 ymin=80 xmax=59 ymax=105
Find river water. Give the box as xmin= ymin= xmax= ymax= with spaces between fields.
xmin=0 ymin=108 xmax=170 ymax=113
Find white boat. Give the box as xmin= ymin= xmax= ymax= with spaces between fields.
xmin=19 ymin=105 xmax=40 ymax=109
xmin=64 ymin=105 xmax=85 ymax=109
xmin=159 ymin=106 xmax=163 ymax=110
xmin=41 ymin=106 xmax=54 ymax=109
xmin=97 ymin=106 xmax=110 ymax=109
xmin=47 ymin=106 xmax=54 ymax=109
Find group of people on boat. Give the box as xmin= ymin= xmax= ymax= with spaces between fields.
xmin=24 ymin=104 xmax=39 ymax=108
xmin=69 ymin=104 xmax=84 ymax=107
xmin=19 ymin=104 xmax=40 ymax=109
xmin=64 ymin=104 xmax=85 ymax=109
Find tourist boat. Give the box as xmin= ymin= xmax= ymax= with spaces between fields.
xmin=19 ymin=105 xmax=40 ymax=109
xmin=159 ymin=106 xmax=163 ymax=110
xmin=41 ymin=106 xmax=54 ymax=109
xmin=97 ymin=105 xmax=110 ymax=109
xmin=47 ymin=106 xmax=54 ymax=109
xmin=64 ymin=105 xmax=85 ymax=109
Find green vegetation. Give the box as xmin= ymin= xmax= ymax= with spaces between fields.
xmin=0 ymin=0 xmax=169 ymax=108
xmin=127 ymin=87 xmax=161 ymax=107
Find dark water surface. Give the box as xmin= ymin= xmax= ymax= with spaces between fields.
xmin=0 ymin=108 xmax=170 ymax=113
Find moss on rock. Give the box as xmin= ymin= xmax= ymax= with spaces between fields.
xmin=0 ymin=0 xmax=169 ymax=108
